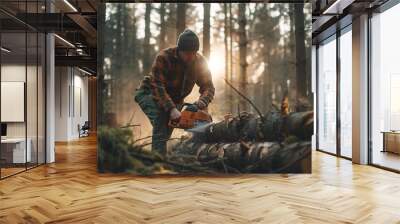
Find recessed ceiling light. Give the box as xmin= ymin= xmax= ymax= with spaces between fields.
xmin=1 ymin=47 xmax=11 ymax=53
xmin=54 ymin=34 xmax=75 ymax=48
xmin=63 ymin=0 xmax=78 ymax=12
xmin=322 ymin=0 xmax=355 ymax=15
xmin=78 ymin=67 xmax=93 ymax=76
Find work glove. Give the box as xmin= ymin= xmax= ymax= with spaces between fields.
xmin=170 ymin=107 xmax=181 ymax=124
xmin=194 ymin=99 xmax=207 ymax=110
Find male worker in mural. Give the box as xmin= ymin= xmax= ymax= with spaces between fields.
xmin=134 ymin=29 xmax=215 ymax=156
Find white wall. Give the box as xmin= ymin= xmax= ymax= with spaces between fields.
xmin=55 ymin=67 xmax=89 ymax=141
xmin=55 ymin=66 xmax=69 ymax=141
xmin=72 ymin=72 xmax=89 ymax=138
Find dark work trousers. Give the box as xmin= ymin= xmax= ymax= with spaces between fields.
xmin=134 ymin=87 xmax=175 ymax=156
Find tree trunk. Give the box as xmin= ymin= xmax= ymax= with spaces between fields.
xmin=114 ymin=4 xmax=122 ymax=76
xmin=170 ymin=109 xmax=313 ymax=174
xmin=203 ymin=3 xmax=211 ymax=59
xmin=238 ymin=3 xmax=248 ymax=111
xmin=159 ymin=3 xmax=166 ymax=50
xmin=278 ymin=6 xmax=288 ymax=104
xmin=176 ymin=3 xmax=186 ymax=36
xmin=262 ymin=49 xmax=272 ymax=113
xmin=224 ymin=3 xmax=229 ymax=111
xmin=295 ymin=3 xmax=307 ymax=100
xmin=143 ymin=3 xmax=151 ymax=75
xmin=262 ymin=5 xmax=272 ymax=113
xmin=229 ymin=4 xmax=234 ymax=113
xmin=288 ymin=4 xmax=296 ymax=112
xmin=129 ymin=5 xmax=139 ymax=75
xmin=171 ymin=140 xmax=311 ymax=173
xmin=192 ymin=111 xmax=313 ymax=143
xmin=98 ymin=3 xmax=106 ymax=125
xmin=166 ymin=3 xmax=176 ymax=48
xmin=113 ymin=4 xmax=123 ymax=120
xmin=99 ymin=126 xmax=311 ymax=174
xmin=121 ymin=5 xmax=128 ymax=124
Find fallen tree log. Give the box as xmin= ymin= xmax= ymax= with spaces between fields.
xmin=170 ymin=139 xmax=311 ymax=173
xmin=193 ymin=110 xmax=313 ymax=143
xmin=98 ymin=108 xmax=313 ymax=175
xmin=98 ymin=126 xmax=218 ymax=174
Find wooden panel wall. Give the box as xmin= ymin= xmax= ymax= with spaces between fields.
xmin=88 ymin=77 xmax=97 ymax=132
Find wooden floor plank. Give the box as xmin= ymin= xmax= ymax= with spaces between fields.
xmin=0 ymin=135 xmax=400 ymax=223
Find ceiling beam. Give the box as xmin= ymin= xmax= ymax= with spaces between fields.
xmin=322 ymin=0 xmax=356 ymax=15
xmin=312 ymin=15 xmax=335 ymax=34
xmin=67 ymin=13 xmax=97 ymax=46
xmin=51 ymin=0 xmax=96 ymax=47
xmin=55 ymin=55 xmax=96 ymax=72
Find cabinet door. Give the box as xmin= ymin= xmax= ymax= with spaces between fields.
xmin=386 ymin=133 xmax=400 ymax=154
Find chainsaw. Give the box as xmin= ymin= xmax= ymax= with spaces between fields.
xmin=168 ymin=103 xmax=213 ymax=132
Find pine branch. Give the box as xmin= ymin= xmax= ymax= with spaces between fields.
xmin=224 ymin=78 xmax=264 ymax=121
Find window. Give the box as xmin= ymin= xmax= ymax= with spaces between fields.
xmin=317 ymin=36 xmax=337 ymax=154
xmin=339 ymin=28 xmax=352 ymax=158
xmin=370 ymin=3 xmax=400 ymax=171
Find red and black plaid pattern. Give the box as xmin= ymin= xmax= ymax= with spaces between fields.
xmin=149 ymin=47 xmax=215 ymax=112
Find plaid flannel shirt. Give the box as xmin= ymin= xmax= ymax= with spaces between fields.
xmin=149 ymin=47 xmax=215 ymax=112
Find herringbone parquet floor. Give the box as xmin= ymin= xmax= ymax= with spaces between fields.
xmin=1 ymin=135 xmax=400 ymax=224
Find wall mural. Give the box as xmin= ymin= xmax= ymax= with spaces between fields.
xmin=97 ymin=2 xmax=313 ymax=175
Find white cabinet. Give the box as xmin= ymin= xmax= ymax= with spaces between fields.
xmin=1 ymin=138 xmax=32 ymax=163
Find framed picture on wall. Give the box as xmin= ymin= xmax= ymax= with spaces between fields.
xmin=1 ymin=81 xmax=25 ymax=123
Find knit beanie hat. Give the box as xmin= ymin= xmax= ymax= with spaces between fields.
xmin=177 ymin=29 xmax=200 ymax=52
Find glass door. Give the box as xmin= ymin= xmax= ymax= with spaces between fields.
xmin=317 ymin=35 xmax=337 ymax=155
xmin=1 ymin=30 xmax=28 ymax=178
xmin=0 ymin=0 xmax=47 ymax=179
xmin=339 ymin=27 xmax=352 ymax=158
xmin=370 ymin=3 xmax=400 ymax=171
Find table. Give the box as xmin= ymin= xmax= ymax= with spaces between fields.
xmin=1 ymin=138 xmax=31 ymax=163
xmin=382 ymin=131 xmax=400 ymax=154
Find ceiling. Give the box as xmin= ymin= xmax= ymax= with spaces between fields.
xmin=312 ymin=0 xmax=390 ymax=44
xmin=0 ymin=0 xmax=97 ymax=74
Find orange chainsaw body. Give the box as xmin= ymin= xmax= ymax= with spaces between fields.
xmin=169 ymin=104 xmax=212 ymax=129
